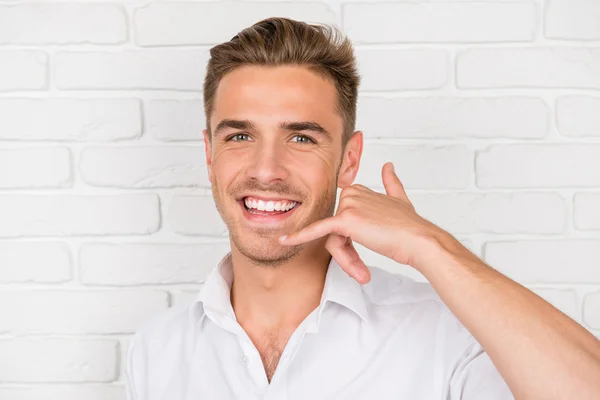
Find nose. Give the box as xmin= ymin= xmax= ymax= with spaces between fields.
xmin=245 ymin=139 xmax=289 ymax=185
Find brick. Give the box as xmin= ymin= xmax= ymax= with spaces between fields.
xmin=574 ymin=193 xmax=600 ymax=231
xmin=0 ymin=338 xmax=117 ymax=382
xmin=80 ymin=242 xmax=230 ymax=285
xmin=119 ymin=337 xmax=132 ymax=382
xmin=0 ymin=98 xmax=141 ymax=141
xmin=117 ymin=335 xmax=133 ymax=384
xmin=484 ymin=240 xmax=600 ymax=284
xmin=0 ymin=241 xmax=71 ymax=283
xmin=357 ymin=97 xmax=549 ymax=139
xmin=147 ymin=99 xmax=205 ymax=141
xmin=344 ymin=2 xmax=536 ymax=44
xmin=0 ymin=51 xmax=47 ymax=91
xmin=79 ymin=146 xmax=208 ymax=188
xmin=0 ymin=4 xmax=126 ymax=45
xmin=0 ymin=290 xmax=168 ymax=334
xmin=355 ymin=49 xmax=448 ymax=91
xmin=556 ymin=95 xmax=600 ymax=137
xmin=530 ymin=288 xmax=579 ymax=321
xmin=545 ymin=1 xmax=600 ymax=40
xmin=411 ymin=192 xmax=566 ymax=234
xmin=583 ymin=291 xmax=600 ymax=329
xmin=0 ymin=194 xmax=159 ymax=237
xmin=134 ymin=2 xmax=337 ymax=46
xmin=0 ymin=385 xmax=124 ymax=400
xmin=167 ymin=195 xmax=229 ymax=236
xmin=355 ymin=144 xmax=471 ymax=190
xmin=476 ymin=144 xmax=600 ymax=188
xmin=457 ymin=47 xmax=600 ymax=89
xmin=54 ymin=50 xmax=208 ymax=90
xmin=0 ymin=147 xmax=71 ymax=188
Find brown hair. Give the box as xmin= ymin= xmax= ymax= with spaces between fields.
xmin=203 ymin=17 xmax=360 ymax=149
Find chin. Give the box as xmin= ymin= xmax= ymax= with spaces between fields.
xmin=232 ymin=234 xmax=302 ymax=267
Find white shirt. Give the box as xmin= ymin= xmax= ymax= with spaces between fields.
xmin=126 ymin=251 xmax=513 ymax=400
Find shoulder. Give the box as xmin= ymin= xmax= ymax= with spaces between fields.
xmin=130 ymin=302 xmax=196 ymax=351
xmin=363 ymin=266 xmax=471 ymax=337
xmin=126 ymin=303 xmax=199 ymax=398
xmin=127 ymin=302 xmax=198 ymax=382
xmin=363 ymin=265 xmax=443 ymax=306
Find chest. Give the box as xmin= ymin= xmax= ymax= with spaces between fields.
xmin=147 ymin=323 xmax=452 ymax=400
xmin=247 ymin=329 xmax=292 ymax=382
xmin=142 ymin=305 xmax=468 ymax=400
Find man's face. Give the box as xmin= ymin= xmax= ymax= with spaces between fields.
xmin=203 ymin=65 xmax=361 ymax=266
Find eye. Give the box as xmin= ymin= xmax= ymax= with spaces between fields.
xmin=291 ymin=134 xmax=315 ymax=144
xmin=226 ymin=133 xmax=251 ymax=142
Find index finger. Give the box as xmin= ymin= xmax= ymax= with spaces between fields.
xmin=278 ymin=215 xmax=347 ymax=245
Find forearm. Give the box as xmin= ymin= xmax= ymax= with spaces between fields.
xmin=414 ymin=230 xmax=600 ymax=400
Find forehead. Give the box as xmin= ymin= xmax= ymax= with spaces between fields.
xmin=210 ymin=65 xmax=343 ymax=132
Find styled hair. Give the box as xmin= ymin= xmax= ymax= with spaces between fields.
xmin=203 ymin=17 xmax=360 ymax=149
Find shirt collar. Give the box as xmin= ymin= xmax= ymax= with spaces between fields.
xmin=189 ymin=251 xmax=370 ymax=326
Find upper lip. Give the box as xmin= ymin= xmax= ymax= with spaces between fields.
xmin=238 ymin=194 xmax=301 ymax=203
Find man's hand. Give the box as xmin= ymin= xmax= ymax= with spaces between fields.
xmin=280 ymin=161 xmax=600 ymax=399
xmin=279 ymin=161 xmax=440 ymax=284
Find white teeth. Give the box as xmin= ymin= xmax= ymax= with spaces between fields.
xmin=266 ymin=201 xmax=275 ymax=211
xmin=244 ymin=197 xmax=297 ymax=212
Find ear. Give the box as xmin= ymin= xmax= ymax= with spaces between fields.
xmin=202 ymin=129 xmax=213 ymax=185
xmin=337 ymin=130 xmax=363 ymax=189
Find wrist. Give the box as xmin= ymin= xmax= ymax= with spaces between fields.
xmin=409 ymin=224 xmax=460 ymax=274
xmin=411 ymin=224 xmax=485 ymax=279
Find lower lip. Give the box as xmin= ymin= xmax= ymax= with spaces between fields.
xmin=239 ymin=199 xmax=300 ymax=225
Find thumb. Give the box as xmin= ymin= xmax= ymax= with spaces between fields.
xmin=382 ymin=162 xmax=409 ymax=201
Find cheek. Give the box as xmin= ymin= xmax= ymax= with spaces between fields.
xmin=210 ymin=161 xmax=236 ymax=192
xmin=302 ymin=166 xmax=338 ymax=199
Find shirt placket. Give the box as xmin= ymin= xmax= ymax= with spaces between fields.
xmin=264 ymin=309 xmax=320 ymax=400
xmin=221 ymin=316 xmax=270 ymax=397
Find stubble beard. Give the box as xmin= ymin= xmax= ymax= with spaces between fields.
xmin=212 ymin=177 xmax=338 ymax=268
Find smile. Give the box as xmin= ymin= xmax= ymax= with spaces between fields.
xmin=239 ymin=196 xmax=301 ymax=224
xmin=244 ymin=196 xmax=297 ymax=213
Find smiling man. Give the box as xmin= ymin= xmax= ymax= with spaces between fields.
xmin=126 ymin=17 xmax=600 ymax=400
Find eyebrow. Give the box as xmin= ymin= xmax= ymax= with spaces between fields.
xmin=213 ymin=119 xmax=256 ymax=137
xmin=213 ymin=119 xmax=333 ymax=143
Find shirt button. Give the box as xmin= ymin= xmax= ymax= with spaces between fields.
xmin=242 ymin=355 xmax=248 ymax=363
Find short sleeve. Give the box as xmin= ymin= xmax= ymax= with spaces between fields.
xmin=450 ymin=338 xmax=514 ymax=400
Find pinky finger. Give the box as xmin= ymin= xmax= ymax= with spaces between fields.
xmin=326 ymin=235 xmax=371 ymax=284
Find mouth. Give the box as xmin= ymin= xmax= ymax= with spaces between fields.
xmin=238 ymin=196 xmax=301 ymax=225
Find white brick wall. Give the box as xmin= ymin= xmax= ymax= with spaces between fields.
xmin=0 ymin=338 xmax=118 ymax=382
xmin=1 ymin=1 xmax=600 ymax=398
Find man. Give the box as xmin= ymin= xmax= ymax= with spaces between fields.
xmin=126 ymin=17 xmax=600 ymax=400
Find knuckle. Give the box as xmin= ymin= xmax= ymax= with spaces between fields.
xmin=340 ymin=185 xmax=355 ymax=198
xmin=352 ymin=184 xmax=369 ymax=191
xmin=341 ymin=206 xmax=359 ymax=220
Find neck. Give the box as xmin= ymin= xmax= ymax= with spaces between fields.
xmin=230 ymin=244 xmax=331 ymax=332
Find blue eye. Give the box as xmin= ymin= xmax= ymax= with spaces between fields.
xmin=225 ymin=133 xmax=315 ymax=143
xmin=226 ymin=133 xmax=250 ymax=141
xmin=292 ymin=134 xmax=315 ymax=144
